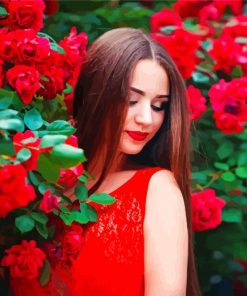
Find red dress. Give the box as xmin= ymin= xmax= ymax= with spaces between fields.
xmin=10 ymin=166 xmax=165 ymax=296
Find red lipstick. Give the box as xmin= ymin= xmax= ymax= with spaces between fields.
xmin=126 ymin=131 xmax=149 ymax=141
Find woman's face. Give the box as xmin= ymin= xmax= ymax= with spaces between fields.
xmin=119 ymin=59 xmax=170 ymax=155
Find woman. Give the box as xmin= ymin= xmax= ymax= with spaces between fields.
xmin=72 ymin=27 xmax=201 ymax=295
xmin=10 ymin=27 xmax=201 ymax=295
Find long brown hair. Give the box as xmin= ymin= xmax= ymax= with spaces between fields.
xmin=73 ymin=27 xmax=201 ymax=296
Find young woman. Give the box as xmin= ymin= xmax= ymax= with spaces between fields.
xmin=10 ymin=27 xmax=201 ymax=295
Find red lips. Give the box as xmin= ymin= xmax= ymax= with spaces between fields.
xmin=126 ymin=131 xmax=149 ymax=141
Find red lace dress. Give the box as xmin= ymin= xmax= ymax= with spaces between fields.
xmin=10 ymin=166 xmax=164 ymax=296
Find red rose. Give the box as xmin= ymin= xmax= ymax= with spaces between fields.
xmin=58 ymin=135 xmax=84 ymax=187
xmin=13 ymin=130 xmax=41 ymax=171
xmin=62 ymin=223 xmax=83 ymax=263
xmin=59 ymin=26 xmax=88 ymax=70
xmin=37 ymin=66 xmax=65 ymax=100
xmin=213 ymin=0 xmax=243 ymax=17
xmin=7 ymin=65 xmax=40 ymax=104
xmin=213 ymin=111 xmax=244 ymax=134
xmin=173 ymin=0 xmax=211 ymax=19
xmin=0 ymin=59 xmax=4 ymax=88
xmin=150 ymin=8 xmax=182 ymax=33
xmin=9 ymin=29 xmax=50 ymax=65
xmin=209 ymin=34 xmax=244 ymax=74
xmin=44 ymin=0 xmax=59 ymax=16
xmin=209 ymin=78 xmax=247 ymax=134
xmin=0 ymin=164 xmax=36 ymax=218
xmin=187 ymin=85 xmax=207 ymax=121
xmin=8 ymin=0 xmax=45 ymax=32
xmin=39 ymin=189 xmax=61 ymax=214
xmin=1 ymin=240 xmax=46 ymax=279
xmin=191 ymin=189 xmax=226 ymax=232
xmin=150 ymin=29 xmax=199 ymax=79
xmin=0 ymin=28 xmax=16 ymax=62
xmin=222 ymin=15 xmax=247 ymax=39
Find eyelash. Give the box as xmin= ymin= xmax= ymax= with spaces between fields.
xmin=128 ymin=100 xmax=168 ymax=112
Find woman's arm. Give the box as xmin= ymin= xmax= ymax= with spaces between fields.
xmin=144 ymin=170 xmax=188 ymax=296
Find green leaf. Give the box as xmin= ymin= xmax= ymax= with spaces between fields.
xmin=50 ymin=144 xmax=85 ymax=168
xmin=39 ymin=259 xmax=50 ymax=286
xmin=59 ymin=205 xmax=70 ymax=213
xmin=84 ymin=203 xmax=97 ymax=222
xmin=237 ymin=151 xmax=247 ymax=166
xmin=222 ymin=208 xmax=243 ymax=223
xmin=60 ymin=213 xmax=73 ymax=225
xmin=0 ymin=118 xmax=24 ymax=132
xmin=0 ymin=137 xmax=15 ymax=155
xmin=89 ymin=193 xmax=116 ymax=205
xmin=40 ymin=135 xmax=67 ymax=148
xmin=221 ymin=172 xmax=236 ymax=182
xmin=50 ymin=43 xmax=65 ymax=54
xmin=31 ymin=212 xmax=48 ymax=224
xmin=38 ymin=181 xmax=56 ymax=194
xmin=28 ymin=171 xmax=43 ymax=186
xmin=214 ymin=162 xmax=229 ymax=171
xmin=70 ymin=209 xmax=89 ymax=224
xmin=63 ymin=83 xmax=73 ymax=94
xmin=74 ymin=184 xmax=88 ymax=201
xmin=35 ymin=222 xmax=49 ymax=239
xmin=0 ymin=89 xmax=14 ymax=109
xmin=15 ymin=215 xmax=35 ymax=233
xmin=78 ymin=175 xmax=88 ymax=184
xmin=37 ymin=154 xmax=60 ymax=183
xmin=217 ymin=141 xmax=234 ymax=160
xmin=231 ymin=65 xmax=243 ymax=78
xmin=0 ymin=109 xmax=18 ymax=118
xmin=45 ymin=120 xmax=75 ymax=136
xmin=160 ymin=25 xmax=177 ymax=34
xmin=191 ymin=172 xmax=207 ymax=182
xmin=235 ymin=167 xmax=247 ymax=178
xmin=37 ymin=32 xmax=57 ymax=43
xmin=24 ymin=108 xmax=43 ymax=130
xmin=0 ymin=6 xmax=8 ymax=16
xmin=16 ymin=148 xmax=31 ymax=162
xmin=233 ymin=196 xmax=247 ymax=206
xmin=192 ymin=72 xmax=210 ymax=84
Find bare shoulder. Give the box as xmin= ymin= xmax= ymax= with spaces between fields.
xmin=146 ymin=169 xmax=183 ymax=204
xmin=144 ymin=169 xmax=188 ymax=295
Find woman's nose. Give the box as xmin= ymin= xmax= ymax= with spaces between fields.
xmin=135 ymin=103 xmax=152 ymax=126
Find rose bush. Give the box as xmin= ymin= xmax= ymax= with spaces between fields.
xmin=0 ymin=0 xmax=115 ymax=290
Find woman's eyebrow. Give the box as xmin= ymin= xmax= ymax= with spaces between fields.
xmin=130 ymin=86 xmax=170 ymax=99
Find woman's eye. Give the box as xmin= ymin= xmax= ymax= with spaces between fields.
xmin=129 ymin=100 xmax=137 ymax=106
xmin=151 ymin=102 xmax=166 ymax=112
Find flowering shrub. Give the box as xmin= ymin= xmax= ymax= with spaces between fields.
xmin=0 ymin=0 xmax=115 ymax=288
xmin=148 ymin=0 xmax=247 ymax=293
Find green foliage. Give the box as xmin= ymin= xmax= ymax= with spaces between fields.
xmin=15 ymin=215 xmax=35 ymax=233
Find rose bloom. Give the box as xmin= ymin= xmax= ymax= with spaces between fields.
xmin=62 ymin=223 xmax=83 ymax=263
xmin=173 ymin=0 xmax=211 ymax=19
xmin=39 ymin=189 xmax=61 ymax=214
xmin=37 ymin=66 xmax=65 ymax=100
xmin=222 ymin=15 xmax=247 ymax=39
xmin=9 ymin=29 xmax=50 ymax=65
xmin=8 ymin=0 xmax=45 ymax=32
xmin=187 ymin=85 xmax=207 ymax=121
xmin=13 ymin=130 xmax=41 ymax=171
xmin=0 ymin=28 xmax=16 ymax=62
xmin=209 ymin=34 xmax=245 ymax=74
xmin=150 ymin=29 xmax=199 ymax=79
xmin=0 ymin=164 xmax=36 ymax=218
xmin=213 ymin=111 xmax=244 ymax=134
xmin=0 ymin=59 xmax=4 ymax=88
xmin=209 ymin=78 xmax=247 ymax=133
xmin=7 ymin=65 xmax=40 ymax=104
xmin=1 ymin=240 xmax=46 ymax=279
xmin=150 ymin=8 xmax=182 ymax=33
xmin=191 ymin=188 xmax=226 ymax=232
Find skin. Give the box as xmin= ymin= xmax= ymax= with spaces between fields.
xmin=76 ymin=59 xmax=188 ymax=295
